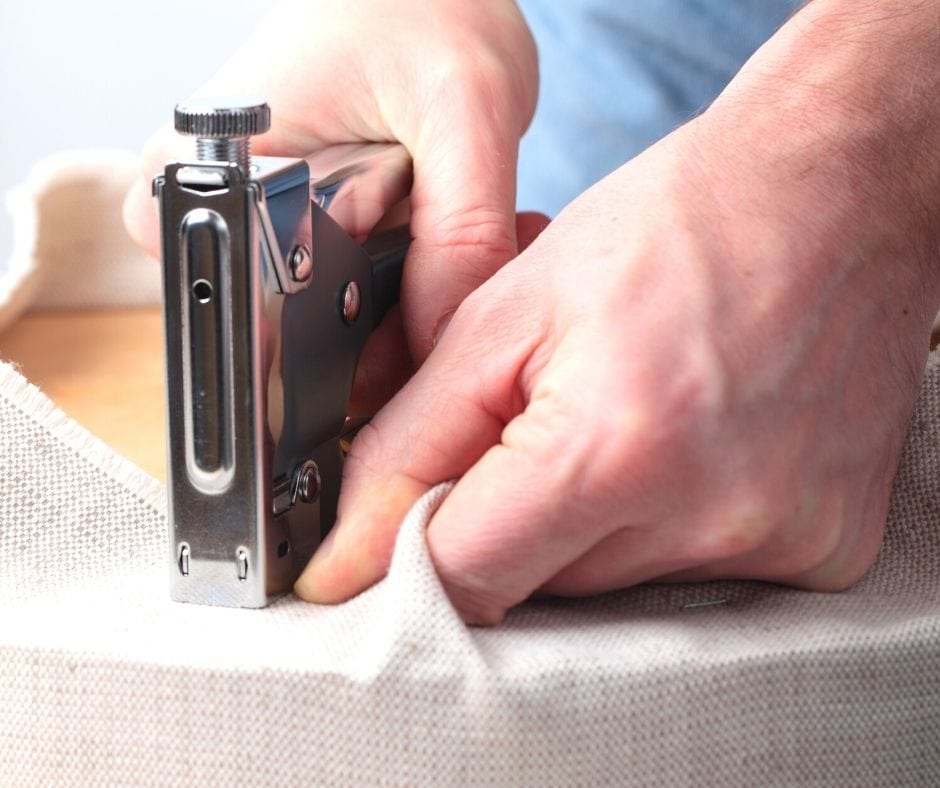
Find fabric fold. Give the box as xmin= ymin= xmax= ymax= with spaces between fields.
xmin=1 ymin=356 xmax=939 ymax=784
xmin=3 ymin=146 xmax=939 ymax=786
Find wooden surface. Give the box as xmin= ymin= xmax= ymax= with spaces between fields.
xmin=0 ymin=308 xmax=167 ymax=480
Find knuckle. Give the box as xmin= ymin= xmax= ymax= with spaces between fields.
xmin=570 ymin=391 xmax=687 ymax=511
xmin=769 ymin=484 xmax=887 ymax=586
xmin=692 ymin=499 xmax=779 ymax=563
xmin=780 ymin=495 xmax=849 ymax=577
xmin=440 ymin=572 xmax=510 ymax=626
xmin=429 ymin=46 xmax=518 ymax=106
xmin=428 ymin=207 xmax=517 ymax=280
xmin=582 ymin=351 xmax=727 ymax=504
xmin=782 ymin=520 xmax=847 ymax=580
xmin=504 ymin=389 xmax=581 ymax=468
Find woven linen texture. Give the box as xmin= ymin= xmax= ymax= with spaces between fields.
xmin=0 ymin=355 xmax=938 ymax=786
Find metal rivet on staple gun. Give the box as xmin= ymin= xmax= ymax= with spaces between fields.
xmin=289 ymin=245 xmax=313 ymax=283
xmin=236 ymin=548 xmax=249 ymax=582
xmin=293 ymin=460 xmax=322 ymax=504
xmin=342 ymin=281 xmax=361 ymax=324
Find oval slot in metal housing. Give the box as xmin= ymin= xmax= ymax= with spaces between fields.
xmin=180 ymin=208 xmax=236 ymax=492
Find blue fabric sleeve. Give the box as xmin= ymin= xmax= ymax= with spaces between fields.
xmin=516 ymin=0 xmax=801 ymax=216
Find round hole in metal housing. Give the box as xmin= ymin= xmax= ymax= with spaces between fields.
xmin=192 ymin=278 xmax=213 ymax=304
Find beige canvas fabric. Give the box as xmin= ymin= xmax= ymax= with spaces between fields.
xmin=0 ymin=353 xmax=939 ymax=785
xmin=0 ymin=152 xmax=938 ymax=785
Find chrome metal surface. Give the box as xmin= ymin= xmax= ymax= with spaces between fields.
xmin=159 ymin=161 xmax=284 ymax=607
xmin=308 ymin=143 xmax=412 ymax=242
xmin=342 ymin=281 xmax=361 ymax=324
xmin=272 ymin=476 xmax=292 ymax=518
xmin=197 ymin=138 xmax=249 ymax=170
xmin=157 ymin=105 xmax=412 ymax=608
xmin=174 ymin=98 xmax=271 ymax=137
xmin=175 ymin=98 xmax=271 ymax=173
xmin=292 ymin=460 xmax=321 ymax=504
xmin=255 ymin=179 xmax=312 ymax=296
xmin=179 ymin=207 xmax=235 ymax=493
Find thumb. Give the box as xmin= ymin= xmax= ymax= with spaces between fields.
xmin=294 ymin=283 xmax=608 ymax=624
xmin=293 ymin=285 xmax=540 ymax=609
xmin=123 ymin=124 xmax=191 ymax=257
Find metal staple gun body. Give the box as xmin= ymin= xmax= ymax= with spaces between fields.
xmin=154 ymin=99 xmax=411 ymax=608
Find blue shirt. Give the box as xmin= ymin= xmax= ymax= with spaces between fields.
xmin=516 ymin=0 xmax=801 ymax=215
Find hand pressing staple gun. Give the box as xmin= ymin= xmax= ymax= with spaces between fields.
xmin=154 ymin=99 xmax=411 ymax=608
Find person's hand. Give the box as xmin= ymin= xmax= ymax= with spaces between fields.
xmin=293 ymin=0 xmax=940 ymax=623
xmin=124 ymin=0 xmax=541 ymax=410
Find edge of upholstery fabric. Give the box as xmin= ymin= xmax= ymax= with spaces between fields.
xmin=0 ymin=360 xmax=165 ymax=516
xmin=0 ymin=147 xmax=937 ymax=784
xmin=1 ymin=353 xmax=939 ymax=785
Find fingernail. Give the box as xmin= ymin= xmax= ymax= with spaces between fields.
xmin=432 ymin=310 xmax=455 ymax=348
xmin=294 ymin=474 xmax=430 ymax=604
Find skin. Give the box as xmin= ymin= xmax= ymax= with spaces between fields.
xmin=127 ymin=0 xmax=940 ymax=625
xmin=124 ymin=0 xmax=543 ymax=409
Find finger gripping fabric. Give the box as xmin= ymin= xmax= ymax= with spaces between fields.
xmin=0 ymin=354 xmax=939 ymax=786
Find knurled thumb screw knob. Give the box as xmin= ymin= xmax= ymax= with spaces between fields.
xmin=174 ymin=98 xmax=271 ymax=173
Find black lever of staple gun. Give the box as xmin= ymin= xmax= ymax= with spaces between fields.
xmin=154 ymin=98 xmax=412 ymax=608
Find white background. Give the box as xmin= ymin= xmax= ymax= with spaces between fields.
xmin=0 ymin=1 xmax=270 ymax=267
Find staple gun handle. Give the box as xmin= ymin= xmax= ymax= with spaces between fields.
xmin=364 ymin=224 xmax=409 ymax=327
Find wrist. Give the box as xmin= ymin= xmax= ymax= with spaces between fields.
xmin=691 ymin=0 xmax=939 ymax=298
